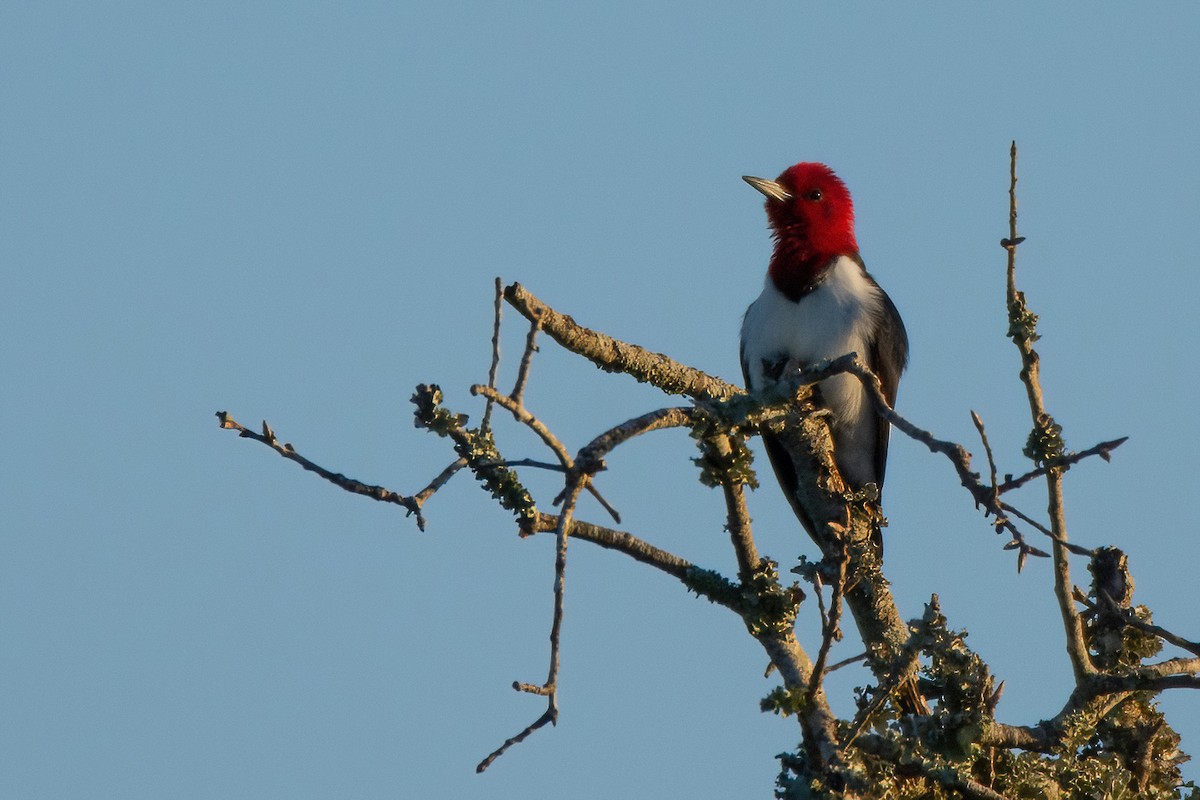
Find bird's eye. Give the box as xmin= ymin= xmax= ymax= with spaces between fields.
xmin=805 ymin=189 xmax=823 ymax=201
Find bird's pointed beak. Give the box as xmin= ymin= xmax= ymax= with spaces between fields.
xmin=742 ymin=175 xmax=791 ymax=203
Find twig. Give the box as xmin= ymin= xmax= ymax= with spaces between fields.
xmin=1001 ymin=141 xmax=1092 ymax=680
xmin=808 ymin=536 xmax=847 ymax=702
xmin=701 ymin=433 xmax=760 ymax=581
xmin=501 ymin=459 xmax=567 ymax=472
xmin=823 ymin=652 xmax=868 ymax=674
xmin=512 ymin=316 xmax=541 ymax=405
xmin=472 ymin=385 xmax=573 ymax=468
xmin=793 ymin=355 xmax=1055 ymax=564
xmin=527 ymin=512 xmax=699 ymax=582
xmin=475 ymin=708 xmax=555 ymax=773
xmin=996 ymin=437 xmax=1129 ymax=494
xmin=477 ymin=405 xmax=709 ymax=771
xmin=972 ymin=410 xmax=1003 ymax=523
xmin=1074 ymin=588 xmax=1200 ymax=657
xmin=1001 ymin=502 xmax=1092 ymax=557
xmin=495 ymin=459 xmax=623 ymax=522
xmin=411 ymin=384 xmax=537 ymax=525
xmin=478 ymin=477 xmax=588 ymax=772
xmin=565 ymin=407 xmax=695 ymax=512
xmin=546 ymin=479 xmax=586 ymax=726
xmin=215 ymin=411 xmax=437 ymax=530
xmin=584 ymin=485 xmax=622 ymax=525
xmin=840 ymin=631 xmax=923 ymax=749
xmin=412 ymin=458 xmax=468 ymax=510
xmin=480 ymin=277 xmax=504 ymax=435
xmin=577 ymin=407 xmax=697 ymax=464
xmin=473 ymin=385 xmax=624 ymax=522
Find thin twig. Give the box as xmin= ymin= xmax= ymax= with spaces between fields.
xmin=808 ymin=536 xmax=847 ymax=702
xmin=546 ymin=479 xmax=587 ymax=717
xmin=472 ymin=385 xmax=573 ymax=468
xmin=577 ymin=407 xmax=697 ymax=463
xmin=972 ymin=410 xmax=1004 ymax=526
xmin=559 ymin=402 xmax=696 ymax=510
xmin=841 ymin=643 xmax=922 ymax=749
xmin=997 ymin=437 xmax=1129 ymax=494
xmin=812 ymin=573 xmax=828 ymax=635
xmin=479 ymin=403 xmax=705 ymax=771
xmin=412 ymin=458 xmax=468 ymax=509
xmin=501 ymin=458 xmax=567 ymax=472
xmin=838 ymin=600 xmax=934 ymax=748
xmin=564 ymin=407 xmax=695 ymax=512
xmin=527 ymin=512 xmax=699 ymax=582
xmin=472 ymin=385 xmax=625 ymax=523
xmin=1002 ymin=502 xmax=1092 ymax=557
xmin=791 ymin=355 xmax=1055 ymax=563
xmin=215 ymin=411 xmax=437 ymax=529
xmin=1002 ymin=140 xmax=1092 ymax=680
xmin=823 ymin=652 xmax=868 ymax=674
xmin=585 ymin=485 xmax=622 ymax=525
xmin=478 ymin=477 xmax=588 ymax=772
xmin=704 ymin=433 xmax=760 ymax=581
xmin=475 ymin=709 xmax=555 ymax=773
xmin=1074 ymin=589 xmax=1200 ymax=657
xmin=480 ymin=277 xmax=504 ymax=435
xmin=512 ymin=316 xmax=541 ymax=405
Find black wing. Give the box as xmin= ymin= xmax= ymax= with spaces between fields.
xmin=864 ymin=280 xmax=909 ymax=491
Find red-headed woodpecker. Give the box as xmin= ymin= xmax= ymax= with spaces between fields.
xmin=740 ymin=163 xmax=908 ymax=537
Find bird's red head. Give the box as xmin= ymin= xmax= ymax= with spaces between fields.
xmin=744 ymin=163 xmax=858 ymax=300
xmin=755 ymin=163 xmax=857 ymax=255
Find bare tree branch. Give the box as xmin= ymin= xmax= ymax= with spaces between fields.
xmin=699 ymin=433 xmax=761 ymax=581
xmin=1074 ymin=587 xmax=1200 ymax=657
xmin=471 ymin=384 xmax=621 ymax=522
xmin=412 ymin=458 xmax=468 ymax=510
xmin=823 ymin=651 xmax=868 ymax=674
xmin=807 ymin=535 xmax=847 ymax=704
xmin=215 ymin=411 xmax=435 ymax=529
xmin=478 ymin=476 xmax=589 ymax=772
xmin=1001 ymin=141 xmax=1093 ymax=681
xmin=480 ymin=276 xmax=504 ymax=435
xmin=525 ymin=512 xmax=699 ymax=585
xmin=472 ymin=384 xmax=573 ymax=468
xmin=475 ymin=708 xmax=555 ymax=773
xmin=996 ymin=437 xmax=1129 ymax=494
xmin=512 ymin=314 xmax=541 ymax=406
xmin=216 ymin=145 xmax=1200 ymax=796
xmin=503 ymin=282 xmax=741 ymax=403
xmin=789 ymin=353 xmax=1088 ymax=566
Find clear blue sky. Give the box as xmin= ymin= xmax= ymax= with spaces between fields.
xmin=4 ymin=4 xmax=1199 ymax=798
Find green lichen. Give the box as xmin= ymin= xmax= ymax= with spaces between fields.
xmin=411 ymin=384 xmax=537 ymax=523
xmin=1023 ymin=412 xmax=1066 ymax=466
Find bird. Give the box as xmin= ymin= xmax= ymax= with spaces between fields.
xmin=739 ymin=162 xmax=908 ymax=538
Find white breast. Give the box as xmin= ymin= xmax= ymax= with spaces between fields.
xmin=740 ymin=254 xmax=885 ymax=484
